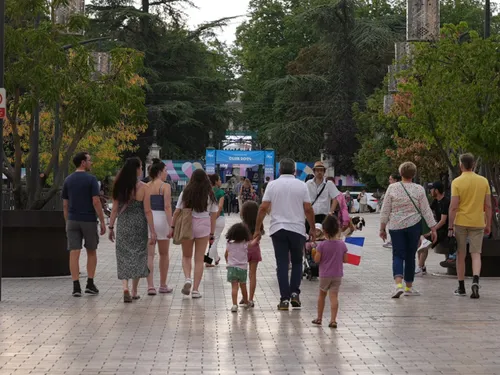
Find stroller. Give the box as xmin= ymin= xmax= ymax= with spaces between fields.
xmin=303 ymin=224 xmax=324 ymax=281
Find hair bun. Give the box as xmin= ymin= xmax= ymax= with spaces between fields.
xmin=152 ymin=158 xmax=162 ymax=164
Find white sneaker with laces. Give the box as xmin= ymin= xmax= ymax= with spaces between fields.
xmin=404 ymin=287 xmax=420 ymax=296
xmin=231 ymin=305 xmax=238 ymax=313
xmin=392 ymin=285 xmax=405 ymax=298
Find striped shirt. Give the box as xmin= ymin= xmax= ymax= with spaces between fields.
xmin=380 ymin=182 xmax=437 ymax=230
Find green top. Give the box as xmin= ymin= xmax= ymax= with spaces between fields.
xmin=213 ymin=187 xmax=225 ymax=216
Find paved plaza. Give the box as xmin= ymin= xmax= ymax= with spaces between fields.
xmin=2 ymin=214 xmax=500 ymax=375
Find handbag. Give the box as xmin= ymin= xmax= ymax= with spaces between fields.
xmin=173 ymin=208 xmax=193 ymax=245
xmin=204 ymin=244 xmax=213 ymax=264
xmin=400 ymin=182 xmax=431 ymax=235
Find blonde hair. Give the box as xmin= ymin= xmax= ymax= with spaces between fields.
xmin=398 ymin=162 xmax=417 ymax=180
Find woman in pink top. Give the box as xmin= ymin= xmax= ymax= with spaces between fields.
xmin=379 ymin=162 xmax=437 ymax=298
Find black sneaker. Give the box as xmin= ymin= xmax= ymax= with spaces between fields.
xmin=440 ymin=259 xmax=456 ymax=268
xmin=471 ymin=283 xmax=480 ymax=299
xmin=85 ymin=283 xmax=99 ymax=295
xmin=73 ymin=287 xmax=82 ymax=297
xmin=291 ymin=293 xmax=302 ymax=308
xmin=277 ymin=300 xmax=290 ymax=311
xmin=454 ymin=288 xmax=466 ymax=297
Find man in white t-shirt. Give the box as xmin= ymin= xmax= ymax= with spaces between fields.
xmin=306 ymin=161 xmax=340 ymax=232
xmin=254 ymin=159 xmax=315 ymax=311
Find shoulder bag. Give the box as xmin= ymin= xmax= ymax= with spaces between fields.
xmin=400 ymin=182 xmax=431 ymax=235
xmin=173 ymin=208 xmax=193 ymax=245
xmin=311 ymin=183 xmax=327 ymax=207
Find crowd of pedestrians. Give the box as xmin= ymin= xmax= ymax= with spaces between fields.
xmin=62 ymin=151 xmax=493 ymax=327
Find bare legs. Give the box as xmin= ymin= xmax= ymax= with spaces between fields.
xmin=231 ymin=282 xmax=248 ymax=306
xmin=158 ymin=241 xmax=170 ymax=287
xmin=70 ymin=249 xmax=96 ymax=281
xmin=147 ymin=240 xmax=171 ymax=289
xmin=316 ymin=289 xmax=327 ymax=321
xmin=329 ymin=291 xmax=339 ymax=323
xmin=122 ymin=279 xmax=140 ymax=294
xmin=147 ymin=244 xmax=155 ymax=289
xmin=315 ymin=289 xmax=339 ymax=324
xmin=70 ymin=250 xmax=81 ymax=281
xmin=193 ymin=237 xmax=209 ymax=292
xmin=182 ymin=237 xmax=209 ymax=294
xmin=457 ymin=249 xmax=466 ymax=281
xmin=86 ymin=250 xmax=97 ymax=278
xmin=249 ymin=262 xmax=258 ymax=302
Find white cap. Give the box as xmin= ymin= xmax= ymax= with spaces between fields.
xmin=315 ymin=223 xmax=323 ymax=230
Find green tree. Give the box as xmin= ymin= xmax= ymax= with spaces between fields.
xmin=3 ymin=0 xmax=146 ymax=209
xmin=87 ymin=0 xmax=235 ymax=160
xmin=235 ymin=0 xmax=404 ymax=170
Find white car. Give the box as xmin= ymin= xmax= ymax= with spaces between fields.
xmin=345 ymin=192 xmax=378 ymax=213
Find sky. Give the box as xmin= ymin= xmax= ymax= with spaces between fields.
xmin=83 ymin=0 xmax=250 ymax=44
xmin=185 ymin=0 xmax=250 ymax=44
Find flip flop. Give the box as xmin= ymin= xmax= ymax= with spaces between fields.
xmin=312 ymin=319 xmax=322 ymax=325
xmin=329 ymin=321 xmax=338 ymax=329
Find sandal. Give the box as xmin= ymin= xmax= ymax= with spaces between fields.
xmin=312 ymin=318 xmax=322 ymax=325
xmin=147 ymin=287 xmax=157 ymax=296
xmin=158 ymin=286 xmax=173 ymax=294
xmin=123 ymin=290 xmax=132 ymax=303
xmin=328 ymin=321 xmax=338 ymax=329
xmin=205 ymin=264 xmax=215 ymax=268
xmin=132 ymin=295 xmax=141 ymax=300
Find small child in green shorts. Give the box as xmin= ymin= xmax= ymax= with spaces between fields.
xmin=225 ymin=223 xmax=252 ymax=312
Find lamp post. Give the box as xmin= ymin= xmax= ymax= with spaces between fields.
xmin=208 ymin=130 xmax=214 ymax=148
xmin=0 ymin=0 xmax=5 ymax=301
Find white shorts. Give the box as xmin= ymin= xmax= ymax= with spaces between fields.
xmin=149 ymin=211 xmax=170 ymax=240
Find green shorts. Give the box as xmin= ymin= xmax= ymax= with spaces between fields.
xmin=227 ymin=266 xmax=247 ymax=283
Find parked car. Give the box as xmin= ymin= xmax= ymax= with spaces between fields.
xmin=345 ymin=192 xmax=378 ymax=213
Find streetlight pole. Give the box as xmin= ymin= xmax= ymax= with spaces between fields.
xmin=0 ymin=0 xmax=5 ymax=301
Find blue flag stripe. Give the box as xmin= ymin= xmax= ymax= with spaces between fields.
xmin=345 ymin=237 xmax=365 ymax=247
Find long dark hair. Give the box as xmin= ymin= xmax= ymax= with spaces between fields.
xmin=241 ymin=201 xmax=264 ymax=236
xmin=182 ymin=169 xmax=216 ymax=212
xmin=113 ymin=157 xmax=142 ymax=203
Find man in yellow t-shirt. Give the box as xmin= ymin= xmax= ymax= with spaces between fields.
xmin=448 ymin=153 xmax=492 ymax=299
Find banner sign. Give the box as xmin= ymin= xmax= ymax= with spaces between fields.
xmin=215 ymin=150 xmax=265 ymax=165
xmin=264 ymin=150 xmax=275 ymax=180
xmin=205 ymin=149 xmax=216 ymax=174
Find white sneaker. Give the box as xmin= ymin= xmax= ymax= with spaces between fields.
xmin=382 ymin=242 xmax=392 ymax=249
xmin=181 ymin=279 xmax=192 ymax=295
xmin=231 ymin=305 xmax=238 ymax=313
xmin=392 ymin=284 xmax=405 ymax=298
xmin=404 ymin=287 xmax=420 ymax=296
xmin=415 ymin=266 xmax=422 ymax=275
xmin=418 ymin=239 xmax=432 ymax=252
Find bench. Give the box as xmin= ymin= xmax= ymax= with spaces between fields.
xmin=435 ymin=238 xmax=500 ymax=277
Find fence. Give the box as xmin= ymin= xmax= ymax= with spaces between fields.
xmin=2 ymin=189 xmax=63 ymax=211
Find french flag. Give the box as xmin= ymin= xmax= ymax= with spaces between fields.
xmin=344 ymin=237 xmax=365 ymax=266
